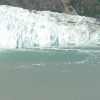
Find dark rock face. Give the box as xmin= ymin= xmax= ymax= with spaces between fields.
xmin=0 ymin=0 xmax=64 ymax=12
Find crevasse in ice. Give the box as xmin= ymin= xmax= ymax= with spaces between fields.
xmin=0 ymin=5 xmax=100 ymax=48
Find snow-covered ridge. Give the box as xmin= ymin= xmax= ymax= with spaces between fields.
xmin=0 ymin=5 xmax=100 ymax=49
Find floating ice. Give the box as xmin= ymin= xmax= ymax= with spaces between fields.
xmin=0 ymin=5 xmax=100 ymax=49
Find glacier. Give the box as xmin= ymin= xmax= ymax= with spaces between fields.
xmin=0 ymin=5 xmax=100 ymax=49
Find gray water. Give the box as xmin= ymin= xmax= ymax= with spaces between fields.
xmin=0 ymin=47 xmax=100 ymax=100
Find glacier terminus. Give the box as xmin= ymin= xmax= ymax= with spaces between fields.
xmin=0 ymin=5 xmax=100 ymax=49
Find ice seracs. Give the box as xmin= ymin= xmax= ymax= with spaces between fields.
xmin=0 ymin=5 xmax=100 ymax=49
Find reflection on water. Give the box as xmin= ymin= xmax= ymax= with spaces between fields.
xmin=0 ymin=47 xmax=100 ymax=100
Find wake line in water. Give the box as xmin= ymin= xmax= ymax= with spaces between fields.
xmin=0 ymin=5 xmax=100 ymax=49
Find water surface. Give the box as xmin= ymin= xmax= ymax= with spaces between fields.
xmin=0 ymin=47 xmax=100 ymax=100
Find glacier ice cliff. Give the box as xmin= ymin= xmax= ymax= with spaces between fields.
xmin=0 ymin=5 xmax=100 ymax=49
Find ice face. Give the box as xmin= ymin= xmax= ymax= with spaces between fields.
xmin=0 ymin=5 xmax=100 ymax=49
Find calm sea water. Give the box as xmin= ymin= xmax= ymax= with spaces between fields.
xmin=0 ymin=47 xmax=100 ymax=100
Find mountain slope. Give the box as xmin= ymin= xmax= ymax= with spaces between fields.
xmin=0 ymin=0 xmax=100 ymax=17
xmin=68 ymin=0 xmax=100 ymax=17
xmin=0 ymin=0 xmax=64 ymax=12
